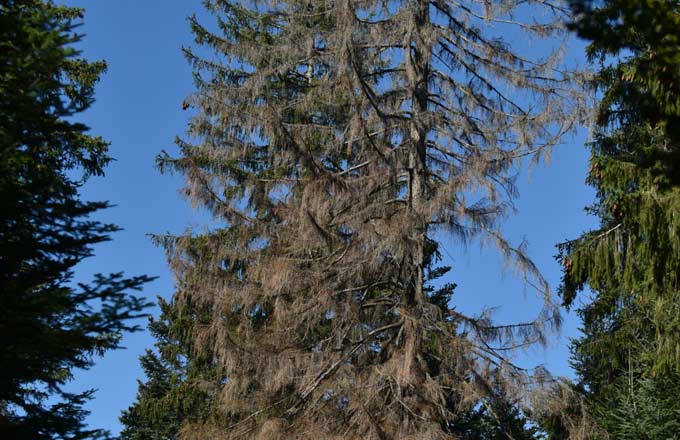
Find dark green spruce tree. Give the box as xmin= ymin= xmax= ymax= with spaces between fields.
xmin=119 ymin=295 xmax=219 ymax=440
xmin=0 ymin=1 xmax=153 ymax=438
xmin=545 ymin=1 xmax=680 ymax=438
xmin=120 ymin=233 xmax=228 ymax=440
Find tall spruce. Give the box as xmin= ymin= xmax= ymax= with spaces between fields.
xmin=549 ymin=0 xmax=680 ymax=437
xmin=154 ymin=1 xmax=584 ymax=438
xmin=0 ymin=1 xmax=152 ymax=438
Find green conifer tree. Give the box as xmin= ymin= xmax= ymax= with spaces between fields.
xmin=128 ymin=1 xmax=583 ymax=438
xmin=120 ymin=233 xmax=230 ymax=440
xmin=119 ymin=296 xmax=219 ymax=440
xmin=0 ymin=1 xmax=153 ymax=438
xmin=547 ymin=1 xmax=680 ymax=437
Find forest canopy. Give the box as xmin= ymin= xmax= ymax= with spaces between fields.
xmin=2 ymin=1 xmax=680 ymax=439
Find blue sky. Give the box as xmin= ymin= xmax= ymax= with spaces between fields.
xmin=61 ymin=0 xmax=597 ymax=435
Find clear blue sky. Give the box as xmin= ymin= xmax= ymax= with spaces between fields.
xmin=61 ymin=1 xmax=597 ymax=435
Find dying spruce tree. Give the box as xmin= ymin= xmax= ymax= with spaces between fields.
xmin=124 ymin=250 xmax=538 ymax=440
xmin=158 ymin=1 xmax=584 ymax=438
xmin=544 ymin=1 xmax=680 ymax=438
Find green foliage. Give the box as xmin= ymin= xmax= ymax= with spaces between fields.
xmin=120 ymin=230 xmax=245 ymax=439
xmin=550 ymin=0 xmax=680 ymax=436
xmin=120 ymin=296 xmax=219 ymax=440
xmin=0 ymin=1 xmax=153 ymax=438
xmin=596 ymin=372 xmax=680 ymax=439
xmin=570 ymin=0 xmax=680 ymax=140
xmin=451 ymin=398 xmax=540 ymax=440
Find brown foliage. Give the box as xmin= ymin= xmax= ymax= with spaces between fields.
xmin=160 ymin=0 xmax=588 ymax=438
